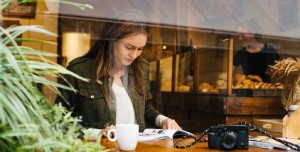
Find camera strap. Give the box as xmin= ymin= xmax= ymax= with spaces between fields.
xmin=238 ymin=122 xmax=300 ymax=151
xmin=173 ymin=122 xmax=300 ymax=151
xmin=173 ymin=127 xmax=209 ymax=149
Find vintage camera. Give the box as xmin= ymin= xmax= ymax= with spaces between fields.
xmin=208 ymin=124 xmax=248 ymax=150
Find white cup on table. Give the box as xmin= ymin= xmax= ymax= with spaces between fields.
xmin=107 ymin=124 xmax=139 ymax=151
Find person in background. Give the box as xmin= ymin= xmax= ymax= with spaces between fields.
xmin=233 ymin=24 xmax=280 ymax=83
xmin=55 ymin=21 xmax=181 ymax=137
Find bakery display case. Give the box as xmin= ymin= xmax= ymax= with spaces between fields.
xmin=145 ymin=26 xmax=300 ymax=132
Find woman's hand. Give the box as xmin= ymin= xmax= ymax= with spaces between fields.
xmin=161 ymin=119 xmax=181 ymax=130
xmin=101 ymin=125 xmax=115 ymax=137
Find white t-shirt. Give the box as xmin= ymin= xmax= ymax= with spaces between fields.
xmin=112 ymin=82 xmax=169 ymax=127
xmin=112 ymin=82 xmax=136 ymax=124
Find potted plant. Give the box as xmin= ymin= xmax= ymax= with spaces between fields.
xmin=1 ymin=0 xmax=105 ymax=151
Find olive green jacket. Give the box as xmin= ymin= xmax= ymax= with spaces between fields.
xmin=55 ymin=57 xmax=160 ymax=131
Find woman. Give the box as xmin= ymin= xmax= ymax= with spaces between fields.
xmin=56 ymin=21 xmax=181 ymax=136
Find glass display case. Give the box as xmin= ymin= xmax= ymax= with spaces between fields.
xmin=143 ymin=25 xmax=300 ymax=132
xmin=149 ymin=28 xmax=292 ymax=96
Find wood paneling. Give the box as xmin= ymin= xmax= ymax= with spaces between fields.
xmin=226 ymin=97 xmax=285 ymax=115
xmin=160 ymin=92 xmax=285 ymax=132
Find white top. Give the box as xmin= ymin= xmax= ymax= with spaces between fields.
xmin=112 ymin=82 xmax=169 ymax=127
xmin=112 ymin=82 xmax=136 ymax=124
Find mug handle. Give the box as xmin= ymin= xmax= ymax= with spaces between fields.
xmin=107 ymin=129 xmax=117 ymax=142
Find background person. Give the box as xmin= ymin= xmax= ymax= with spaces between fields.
xmin=233 ymin=24 xmax=280 ymax=83
xmin=55 ymin=21 xmax=181 ymax=137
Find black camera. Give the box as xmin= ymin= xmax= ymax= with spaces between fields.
xmin=208 ymin=124 xmax=248 ymax=150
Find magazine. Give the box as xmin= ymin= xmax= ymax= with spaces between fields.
xmin=249 ymin=136 xmax=300 ymax=150
xmin=138 ymin=129 xmax=194 ymax=142
xmin=83 ymin=128 xmax=194 ymax=142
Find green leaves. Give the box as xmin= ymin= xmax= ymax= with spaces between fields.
xmin=0 ymin=2 xmax=103 ymax=152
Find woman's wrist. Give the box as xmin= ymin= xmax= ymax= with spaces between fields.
xmin=155 ymin=115 xmax=169 ymax=128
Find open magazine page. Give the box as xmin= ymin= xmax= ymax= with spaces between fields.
xmin=82 ymin=128 xmax=195 ymax=142
xmin=249 ymin=136 xmax=300 ymax=150
xmin=138 ymin=129 xmax=194 ymax=142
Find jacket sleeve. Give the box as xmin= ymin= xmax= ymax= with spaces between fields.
xmin=143 ymin=62 xmax=160 ymax=126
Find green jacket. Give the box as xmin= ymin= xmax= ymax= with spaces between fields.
xmin=55 ymin=57 xmax=160 ymax=131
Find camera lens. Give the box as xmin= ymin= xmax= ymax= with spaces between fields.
xmin=221 ymin=132 xmax=237 ymax=150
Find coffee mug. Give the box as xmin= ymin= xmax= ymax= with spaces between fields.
xmin=107 ymin=124 xmax=139 ymax=151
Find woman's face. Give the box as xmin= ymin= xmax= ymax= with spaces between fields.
xmin=113 ymin=33 xmax=147 ymax=67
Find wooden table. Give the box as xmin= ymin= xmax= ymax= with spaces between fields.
xmin=101 ymin=137 xmax=286 ymax=152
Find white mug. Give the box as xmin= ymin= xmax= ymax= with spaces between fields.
xmin=107 ymin=124 xmax=139 ymax=151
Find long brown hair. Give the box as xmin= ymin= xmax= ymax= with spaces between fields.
xmin=84 ymin=21 xmax=148 ymax=105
